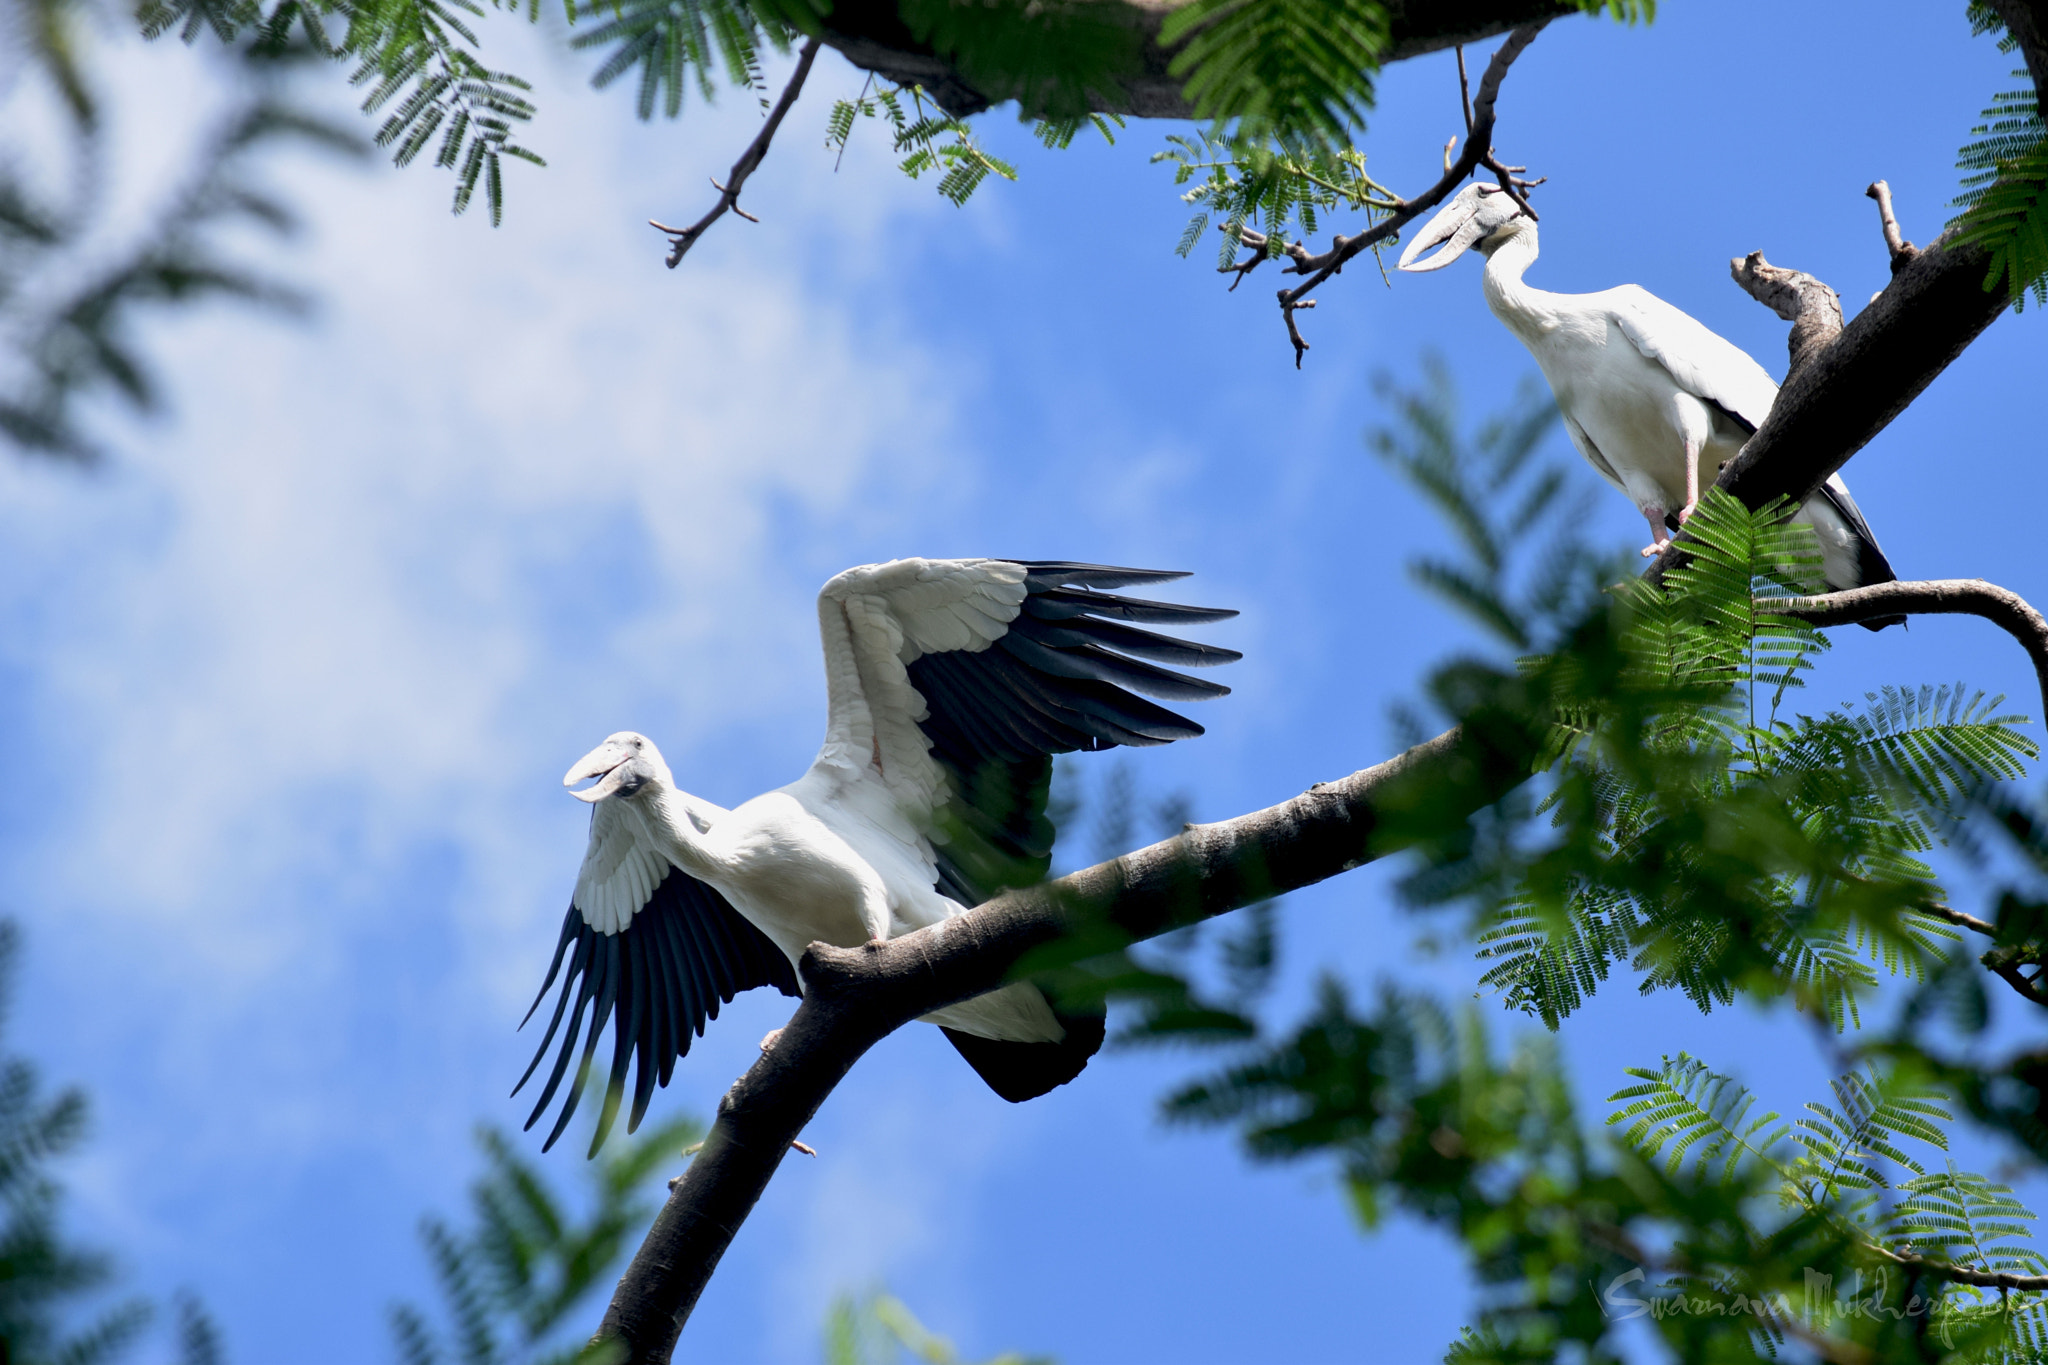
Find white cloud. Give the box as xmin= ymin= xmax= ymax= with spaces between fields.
xmin=0 ymin=23 xmax=993 ymax=1334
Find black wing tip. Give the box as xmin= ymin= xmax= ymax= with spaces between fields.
xmin=1014 ymin=561 xmax=1194 ymax=591
xmin=512 ymin=870 xmax=799 ymax=1157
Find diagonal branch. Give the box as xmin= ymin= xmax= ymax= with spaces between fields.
xmin=588 ymin=723 xmax=1530 ymax=1362
xmin=1268 ymin=20 xmax=1548 ymax=366
xmin=650 ymin=37 xmax=820 ymax=269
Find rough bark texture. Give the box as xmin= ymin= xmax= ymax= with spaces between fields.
xmin=1764 ymin=579 xmax=2048 ymax=721
xmin=590 ymin=725 xmax=1527 ymax=1361
xmin=818 ymin=0 xmax=1581 ymax=117
xmin=1729 ymin=251 xmax=1843 ymax=384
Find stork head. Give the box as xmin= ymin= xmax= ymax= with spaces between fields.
xmin=564 ymin=731 xmax=669 ymax=804
xmin=1396 ymin=183 xmax=1530 ymax=272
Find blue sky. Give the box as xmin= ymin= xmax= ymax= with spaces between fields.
xmin=1 ymin=3 xmax=2043 ymax=1362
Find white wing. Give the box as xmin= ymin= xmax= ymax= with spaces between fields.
xmin=813 ymin=556 xmax=1031 ymax=825
xmin=1607 ymin=285 xmax=1781 ymax=432
xmin=571 ymin=797 xmax=670 ymax=935
xmin=809 ymin=558 xmax=1238 ymax=906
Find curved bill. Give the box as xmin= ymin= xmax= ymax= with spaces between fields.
xmin=1398 ymin=185 xmax=1490 ymax=272
xmin=1397 ymin=183 xmax=1524 ymax=272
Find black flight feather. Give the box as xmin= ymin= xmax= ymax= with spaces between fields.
xmin=907 ymin=561 xmax=1236 ymax=1103
xmin=514 ymin=867 xmax=799 ymax=1155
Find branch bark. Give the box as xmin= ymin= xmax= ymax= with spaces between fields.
xmin=1267 ymin=20 xmax=1549 ymax=364
xmin=1729 ymin=251 xmax=1842 ymax=383
xmin=1760 ymin=579 xmax=2048 ymax=723
xmin=649 ymin=37 xmax=821 ymax=268
xmin=590 ymin=723 xmax=1531 ymax=1361
xmin=815 ymin=0 xmax=1581 ymax=119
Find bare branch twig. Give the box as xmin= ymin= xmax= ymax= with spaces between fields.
xmin=1919 ymin=901 xmax=2000 ymax=938
xmin=1274 ymin=20 xmax=1549 ymax=366
xmin=651 ymin=37 xmax=821 ymax=269
xmin=1866 ymin=180 xmax=1919 ymax=275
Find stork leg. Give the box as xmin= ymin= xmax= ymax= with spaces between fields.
xmin=1639 ymin=504 xmax=1671 ymax=558
xmin=1675 ymin=433 xmax=1702 ymax=527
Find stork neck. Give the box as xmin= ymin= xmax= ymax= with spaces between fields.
xmin=1479 ymin=227 xmax=1557 ymax=341
xmin=637 ymin=786 xmax=729 ymax=880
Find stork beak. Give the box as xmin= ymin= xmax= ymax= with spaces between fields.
xmin=565 ymin=740 xmax=640 ymax=803
xmin=1397 ymin=195 xmax=1489 ymax=272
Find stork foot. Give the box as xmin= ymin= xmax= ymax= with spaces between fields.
xmin=760 ymin=1028 xmax=783 ymax=1053
xmin=1640 ymin=506 xmax=1672 ymax=558
xmin=1676 ymin=501 xmax=1697 ymax=525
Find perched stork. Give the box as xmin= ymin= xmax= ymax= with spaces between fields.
xmin=1398 ymin=183 xmax=1901 ymax=627
xmin=516 ymin=559 xmax=1240 ymax=1153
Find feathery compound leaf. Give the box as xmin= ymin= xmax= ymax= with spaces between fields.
xmin=1951 ymin=75 xmax=2048 ymax=310
xmin=1606 ymin=1054 xmax=1789 ymax=1186
xmin=1160 ymin=0 xmax=1389 ymax=145
xmin=570 ymin=0 xmax=782 ymax=121
xmin=1789 ymin=1067 xmax=1949 ymax=1205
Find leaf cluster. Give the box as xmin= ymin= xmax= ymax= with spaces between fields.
xmin=1068 ymin=369 xmax=2048 ymax=1363
xmin=390 ymin=1117 xmax=702 ymax=1365
xmin=1950 ymin=67 xmax=2048 ymax=311
xmin=827 ymin=77 xmax=1120 ymax=207
xmin=0 ymin=921 xmax=224 ymax=1365
xmin=1 ymin=1 xmax=355 ymax=459
xmin=1154 ymin=126 xmax=1397 ymax=269
xmin=824 ymin=1292 xmax=1051 ymax=1365
xmin=1359 ymin=369 xmax=2033 ymax=1030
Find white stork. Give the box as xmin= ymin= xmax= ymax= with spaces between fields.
xmin=1397 ymin=183 xmax=1901 ymax=627
xmin=516 ymin=559 xmax=1239 ymax=1153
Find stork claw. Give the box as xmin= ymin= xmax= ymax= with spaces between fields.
xmin=1641 ymin=541 xmax=1669 ymax=558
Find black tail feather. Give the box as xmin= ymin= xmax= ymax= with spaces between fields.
xmin=941 ymin=1009 xmax=1106 ymax=1103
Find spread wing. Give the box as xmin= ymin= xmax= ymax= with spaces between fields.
xmin=1607 ymin=285 xmax=1781 ymax=433
xmin=813 ymin=558 xmax=1239 ymax=906
xmin=514 ymin=798 xmax=798 ymax=1156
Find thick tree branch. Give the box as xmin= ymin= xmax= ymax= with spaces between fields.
xmin=815 ymin=0 xmax=1581 ymax=119
xmin=650 ymin=37 xmax=820 ymax=268
xmin=1652 ymin=1 xmax=2048 ymax=552
xmin=590 ymin=723 xmax=1530 ymax=1361
xmin=1647 ymin=225 xmax=2008 ymax=585
xmin=1269 ymin=20 xmax=1548 ymax=365
xmin=1761 ymin=579 xmax=2048 ymax=722
xmin=1987 ymin=0 xmax=2048 ymax=111
xmin=1729 ymin=251 xmax=1842 ymax=383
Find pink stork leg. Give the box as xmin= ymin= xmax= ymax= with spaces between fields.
xmin=1676 ymin=432 xmax=1702 ymax=526
xmin=1639 ymin=504 xmax=1671 ymax=558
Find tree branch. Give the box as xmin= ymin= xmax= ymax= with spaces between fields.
xmin=1271 ymin=20 xmax=1549 ymax=366
xmin=1729 ymin=251 xmax=1842 ymax=383
xmin=590 ymin=723 xmax=1530 ymax=1361
xmin=1865 ymin=180 xmax=1919 ymax=275
xmin=650 ymin=37 xmax=820 ymax=269
xmin=1763 ymin=579 xmax=2048 ymax=1011
xmin=1871 ymin=1241 xmax=2048 ymax=1293
xmin=814 ymin=0 xmax=1582 ymax=119
xmin=1759 ymin=579 xmax=2048 ymax=723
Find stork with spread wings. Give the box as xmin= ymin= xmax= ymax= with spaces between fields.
xmin=517 ymin=559 xmax=1240 ymax=1154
